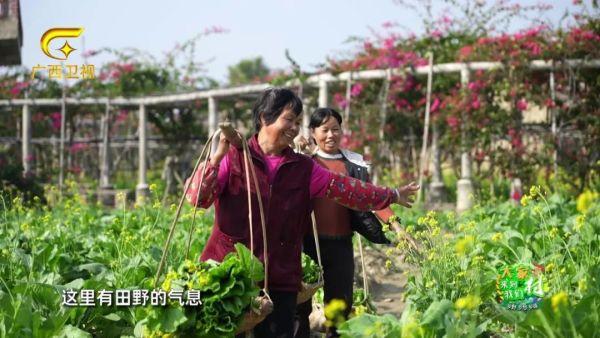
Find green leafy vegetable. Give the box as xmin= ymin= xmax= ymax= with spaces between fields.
xmin=301 ymin=254 xmax=321 ymax=284
xmin=143 ymin=243 xmax=263 ymax=337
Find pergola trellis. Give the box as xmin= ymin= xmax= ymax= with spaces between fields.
xmin=2 ymin=58 xmax=599 ymax=210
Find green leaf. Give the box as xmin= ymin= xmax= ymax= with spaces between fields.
xmin=104 ymin=313 xmax=122 ymax=321
xmin=56 ymin=325 xmax=92 ymax=338
xmin=420 ymin=299 xmax=453 ymax=328
xmin=157 ymin=307 xmax=187 ymax=333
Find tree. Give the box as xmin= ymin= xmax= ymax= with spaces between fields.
xmin=227 ymin=57 xmax=269 ymax=86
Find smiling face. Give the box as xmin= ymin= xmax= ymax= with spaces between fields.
xmin=260 ymin=107 xmax=302 ymax=151
xmin=311 ymin=116 xmax=342 ymax=154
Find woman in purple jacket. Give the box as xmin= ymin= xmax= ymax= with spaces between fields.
xmin=185 ymin=87 xmax=418 ymax=338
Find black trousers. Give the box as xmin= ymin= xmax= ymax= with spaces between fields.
xmin=249 ymin=290 xmax=298 ymax=338
xmin=295 ymin=235 xmax=354 ymax=338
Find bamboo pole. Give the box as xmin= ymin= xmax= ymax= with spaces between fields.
xmin=417 ymin=53 xmax=434 ymax=203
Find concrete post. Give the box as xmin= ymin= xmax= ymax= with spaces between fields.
xmin=318 ymin=78 xmax=328 ymax=107
xmin=136 ymin=104 xmax=150 ymax=204
xmin=428 ymin=123 xmax=445 ymax=204
xmin=456 ymin=67 xmax=474 ymax=213
xmin=21 ymin=103 xmax=32 ymax=176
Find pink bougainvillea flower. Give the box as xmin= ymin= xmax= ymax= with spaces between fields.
xmin=430 ymin=29 xmax=443 ymax=39
xmin=333 ymin=93 xmax=348 ymax=110
xmin=350 ymin=83 xmax=364 ymax=97
xmin=516 ymin=99 xmax=528 ymax=111
xmin=381 ymin=21 xmax=396 ymax=29
xmin=430 ymin=97 xmax=441 ymax=113
xmin=120 ymin=63 xmax=135 ymax=73
xmin=523 ymin=41 xmax=542 ymax=56
xmin=70 ymin=143 xmax=88 ymax=154
xmin=50 ymin=112 xmax=62 ymax=131
xmin=467 ymin=80 xmax=484 ymax=92
xmin=471 ymin=97 xmax=481 ymax=110
xmin=383 ymin=37 xmax=395 ymax=50
xmin=447 ymin=116 xmax=460 ymax=128
xmin=459 ymin=45 xmax=473 ymax=59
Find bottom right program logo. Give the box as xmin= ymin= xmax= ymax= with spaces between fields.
xmin=497 ymin=263 xmax=545 ymax=311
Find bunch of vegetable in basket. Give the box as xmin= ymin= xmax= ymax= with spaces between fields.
xmin=301 ymin=253 xmax=322 ymax=284
xmin=140 ymin=243 xmax=264 ymax=337
xmin=352 ymin=288 xmax=377 ymax=316
xmin=297 ymin=253 xmax=323 ymax=303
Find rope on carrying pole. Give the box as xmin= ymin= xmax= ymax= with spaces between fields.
xmin=154 ymin=128 xmax=218 ymax=288
xmin=154 ymin=122 xmax=270 ymax=296
xmin=185 ymin=134 xmax=215 ymax=259
xmin=310 ymin=212 xmax=324 ymax=284
xmin=241 ymin=137 xmax=270 ymax=293
xmin=357 ymin=235 xmax=369 ymax=297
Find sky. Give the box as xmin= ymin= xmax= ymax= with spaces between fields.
xmin=19 ymin=0 xmax=579 ymax=85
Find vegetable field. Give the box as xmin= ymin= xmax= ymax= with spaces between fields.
xmin=1 ymin=184 xmax=598 ymax=337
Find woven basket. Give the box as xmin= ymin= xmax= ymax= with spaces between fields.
xmin=235 ymin=295 xmax=274 ymax=334
xmin=296 ymin=280 xmax=324 ymax=304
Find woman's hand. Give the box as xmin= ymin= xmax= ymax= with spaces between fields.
xmin=293 ymin=135 xmax=314 ymax=154
xmin=394 ymin=182 xmax=420 ymax=208
xmin=210 ymin=132 xmax=231 ymax=166
xmin=211 ymin=122 xmax=243 ymax=166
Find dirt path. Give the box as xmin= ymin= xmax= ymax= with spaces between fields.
xmin=353 ymin=243 xmax=412 ymax=315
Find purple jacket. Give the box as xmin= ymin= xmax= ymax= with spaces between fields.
xmin=201 ymin=136 xmax=313 ymax=291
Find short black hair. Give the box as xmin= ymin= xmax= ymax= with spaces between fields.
xmin=252 ymin=87 xmax=303 ymax=132
xmin=309 ymin=107 xmax=343 ymax=129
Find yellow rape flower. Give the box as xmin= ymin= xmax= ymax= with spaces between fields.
xmin=551 ymin=291 xmax=568 ymax=312
xmin=520 ymin=195 xmax=531 ymax=207
xmin=472 ymin=255 xmax=484 ymax=265
xmin=161 ymin=270 xmax=179 ymax=291
xmin=466 ymin=221 xmax=476 ymax=230
xmin=324 ymin=299 xmax=347 ymax=327
xmin=529 ymin=185 xmax=541 ymax=198
xmin=455 ymin=295 xmax=481 ymax=310
xmin=197 ymin=273 xmax=210 ymax=288
xmin=183 ymin=259 xmax=197 ymax=274
xmin=382 ymin=223 xmax=390 ymax=232
xmin=455 ymin=235 xmax=475 ymax=255
xmin=491 ymin=232 xmax=503 ymax=242
xmin=401 ymin=320 xmax=425 ymax=337
xmin=576 ymin=190 xmax=598 ymax=214
xmin=354 ymin=305 xmax=367 ymax=316
xmin=574 ymin=215 xmax=585 ymax=232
